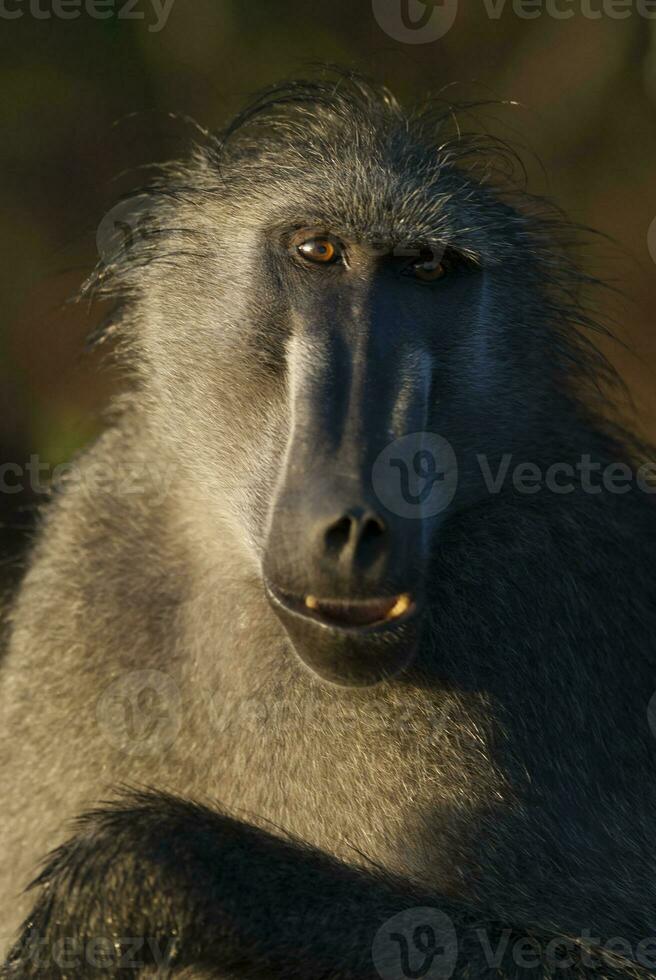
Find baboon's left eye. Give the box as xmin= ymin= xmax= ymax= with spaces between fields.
xmin=297 ymin=237 xmax=341 ymax=265
xmin=414 ymin=259 xmax=446 ymax=282
xmin=405 ymin=248 xmax=447 ymax=283
xmin=403 ymin=246 xmax=478 ymax=283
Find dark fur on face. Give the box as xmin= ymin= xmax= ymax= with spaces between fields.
xmin=1 ymin=70 xmax=656 ymax=978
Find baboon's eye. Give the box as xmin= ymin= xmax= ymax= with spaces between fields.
xmin=405 ymin=248 xmax=447 ymax=283
xmin=297 ymin=237 xmax=341 ymax=265
xmin=414 ymin=259 xmax=446 ymax=282
xmin=403 ymin=246 xmax=476 ymax=283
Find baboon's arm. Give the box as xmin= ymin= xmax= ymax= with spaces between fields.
xmin=0 ymin=791 xmax=648 ymax=979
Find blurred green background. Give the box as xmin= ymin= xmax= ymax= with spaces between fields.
xmin=2 ymin=0 xmax=656 ymax=567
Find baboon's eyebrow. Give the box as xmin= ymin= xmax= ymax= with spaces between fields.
xmin=266 ymin=218 xmax=485 ymax=263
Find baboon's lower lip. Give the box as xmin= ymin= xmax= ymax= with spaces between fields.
xmin=266 ymin=586 xmax=417 ymax=633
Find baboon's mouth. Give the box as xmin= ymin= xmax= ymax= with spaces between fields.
xmin=267 ymin=587 xmax=417 ymax=633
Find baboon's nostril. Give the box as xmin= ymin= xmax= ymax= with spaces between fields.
xmin=361 ymin=514 xmax=386 ymax=544
xmin=325 ymin=515 xmax=353 ymax=554
xmin=323 ymin=509 xmax=389 ymax=569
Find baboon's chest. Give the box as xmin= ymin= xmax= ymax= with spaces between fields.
xmin=168 ymin=673 xmax=505 ymax=889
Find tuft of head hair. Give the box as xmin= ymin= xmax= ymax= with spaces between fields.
xmin=81 ymin=67 xmax=621 ymax=415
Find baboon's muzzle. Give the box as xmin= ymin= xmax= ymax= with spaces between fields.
xmin=262 ymin=322 xmax=440 ymax=686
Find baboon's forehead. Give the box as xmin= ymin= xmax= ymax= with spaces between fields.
xmin=222 ymin=161 xmax=503 ymax=256
xmin=194 ymin=84 xmax=530 ymax=254
xmin=179 ymin=120 xmax=528 ymax=260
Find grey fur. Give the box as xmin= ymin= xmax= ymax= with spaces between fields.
xmin=1 ymin=74 xmax=655 ymax=977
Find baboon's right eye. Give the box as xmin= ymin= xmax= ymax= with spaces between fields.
xmin=296 ymin=237 xmax=342 ymax=266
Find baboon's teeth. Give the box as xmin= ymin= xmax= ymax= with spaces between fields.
xmin=386 ymin=594 xmax=412 ymax=620
xmin=301 ymin=592 xmax=413 ymax=627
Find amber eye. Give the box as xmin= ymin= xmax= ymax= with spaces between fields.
xmin=297 ymin=237 xmax=339 ymax=265
xmin=414 ymin=260 xmax=446 ymax=282
xmin=411 ymin=249 xmax=447 ymax=282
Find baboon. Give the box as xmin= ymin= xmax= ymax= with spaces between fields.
xmin=1 ymin=73 xmax=656 ymax=978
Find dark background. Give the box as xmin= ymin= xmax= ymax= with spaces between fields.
xmin=1 ymin=1 xmax=656 ymax=569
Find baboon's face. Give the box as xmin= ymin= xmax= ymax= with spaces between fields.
xmin=141 ymin=161 xmax=543 ymax=686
